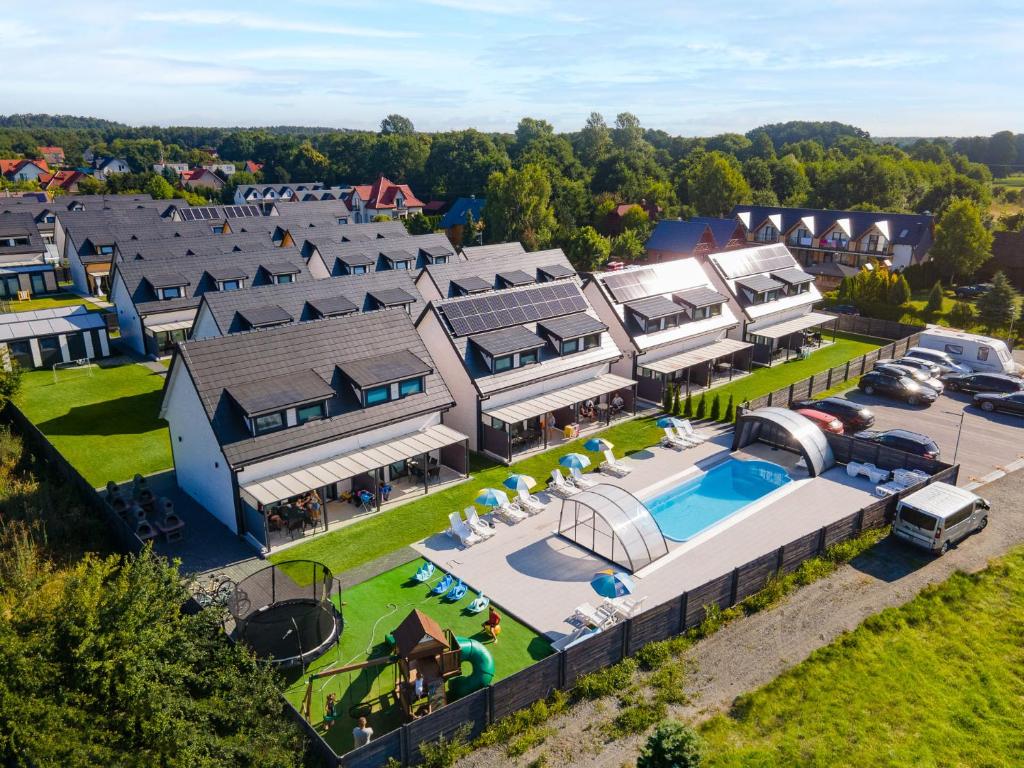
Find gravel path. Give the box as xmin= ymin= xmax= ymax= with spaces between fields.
xmin=460 ymin=469 xmax=1024 ymax=768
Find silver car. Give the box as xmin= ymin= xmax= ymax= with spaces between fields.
xmin=894 ymin=483 xmax=989 ymax=555
xmin=873 ymin=362 xmax=944 ymax=394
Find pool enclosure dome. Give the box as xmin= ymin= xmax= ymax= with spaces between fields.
xmin=558 ymin=484 xmax=669 ymax=573
xmin=731 ymin=406 xmax=835 ymax=477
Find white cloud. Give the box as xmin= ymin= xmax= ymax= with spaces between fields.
xmin=136 ymin=10 xmax=418 ymax=38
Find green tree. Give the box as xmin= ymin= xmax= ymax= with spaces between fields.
xmin=620 ymin=204 xmax=651 ymax=233
xmin=380 ymin=113 xmax=415 ymax=135
xmin=709 ymin=393 xmax=721 ymax=420
xmin=575 ymin=111 xmax=611 ymax=167
xmin=669 ymin=385 xmax=680 ymax=416
xmin=948 ymin=301 xmax=977 ymax=330
xmin=143 ymin=174 xmax=175 ymax=200
xmin=404 ymin=212 xmax=435 ymax=235
xmin=609 ymin=229 xmax=645 ymax=261
xmin=461 ymin=208 xmax=478 ymax=246
xmin=563 ymin=225 xmax=611 ymax=271
xmin=682 ymin=393 xmax=693 ymax=418
xmin=662 ymin=383 xmax=674 ymax=414
xmin=695 ymin=393 xmax=707 ymax=419
xmin=976 ymin=271 xmax=1017 ymax=332
xmin=925 ymin=280 xmax=945 ymax=315
xmin=637 ymin=720 xmax=705 ymax=768
xmin=0 ymin=362 xmax=23 ymax=407
xmin=425 ymin=129 xmax=509 ymax=199
xmin=76 ymin=175 xmax=102 ymax=195
xmin=483 ymin=163 xmax=556 ymax=250
xmin=688 ymin=151 xmax=751 ymax=217
xmin=724 ymin=393 xmax=735 ymax=423
xmin=930 ymin=198 xmax=993 ymax=282
xmin=887 ymin=273 xmax=911 ymax=305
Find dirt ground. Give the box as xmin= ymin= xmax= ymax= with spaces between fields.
xmin=459 ymin=469 xmax=1024 ymax=768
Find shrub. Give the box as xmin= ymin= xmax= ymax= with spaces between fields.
xmin=925 ymin=280 xmax=944 ymax=314
xmin=650 ymin=660 xmax=689 ymax=706
xmin=603 ymin=699 xmax=667 ymax=739
xmin=682 ymin=393 xmax=693 ymax=418
xmin=723 ymin=394 xmax=735 ymax=423
xmin=574 ymin=657 xmax=638 ymax=700
xmin=948 ymin=301 xmax=976 ymax=330
xmin=708 ymin=393 xmax=721 ymax=420
xmin=694 ymin=394 xmax=707 ymax=420
xmin=419 ymin=724 xmax=473 ymax=768
xmin=635 ymin=640 xmax=673 ymax=671
xmin=671 ymin=386 xmax=681 ymax=417
xmin=637 ymin=720 xmax=706 ymax=768
xmin=662 ymin=383 xmax=673 ymax=414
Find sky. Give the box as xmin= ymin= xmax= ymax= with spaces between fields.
xmin=2 ymin=0 xmax=1022 ymax=137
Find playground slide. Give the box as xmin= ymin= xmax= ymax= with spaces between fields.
xmin=448 ymin=636 xmax=495 ymax=698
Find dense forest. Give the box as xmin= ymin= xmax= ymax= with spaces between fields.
xmin=1 ymin=114 xmax=1022 ymax=267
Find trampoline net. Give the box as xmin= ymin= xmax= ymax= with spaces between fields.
xmin=229 ymin=560 xmax=341 ymax=667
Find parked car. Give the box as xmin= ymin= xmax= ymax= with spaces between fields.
xmin=790 ymin=397 xmax=875 ymax=430
xmin=873 ymin=361 xmax=944 ymax=393
xmin=941 ymin=372 xmax=1024 ymax=395
xmin=795 ymin=408 xmax=845 ymax=434
xmin=857 ymin=370 xmax=938 ymax=406
xmin=893 ymin=356 xmax=943 ymax=377
xmin=973 ymin=391 xmax=1024 ymax=415
xmin=904 ymin=346 xmax=972 ymax=375
xmin=853 ymin=428 xmax=941 ymax=459
xmin=953 ymin=283 xmax=992 ymax=299
xmin=894 ymin=482 xmax=989 ymax=554
xmin=829 ymin=304 xmax=859 ymax=315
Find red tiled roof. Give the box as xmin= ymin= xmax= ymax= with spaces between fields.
xmin=0 ymin=158 xmax=48 ymax=176
xmin=245 ymin=160 xmax=263 ymax=173
xmin=363 ymin=175 xmax=424 ymax=210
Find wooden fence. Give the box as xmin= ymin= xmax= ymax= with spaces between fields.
xmin=319 ymin=457 xmax=959 ymax=768
xmin=829 ymin=313 xmax=924 ymax=341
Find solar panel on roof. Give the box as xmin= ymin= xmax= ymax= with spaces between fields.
xmin=713 ymin=246 xmax=795 ymax=279
xmin=602 ymin=268 xmax=659 ymax=302
xmin=438 ymin=281 xmax=588 ymax=336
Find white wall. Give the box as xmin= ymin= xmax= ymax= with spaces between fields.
xmin=415 ymin=271 xmax=444 ymax=302
xmin=110 ymin=272 xmax=145 ymax=355
xmin=160 ymin=363 xmax=238 ymax=532
xmin=416 ymin=310 xmax=481 ymax=449
xmin=583 ymin=280 xmax=637 ymax=381
xmin=892 ymin=244 xmax=914 ymax=270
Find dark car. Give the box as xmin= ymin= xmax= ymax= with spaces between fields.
xmin=954 ymin=283 xmax=993 ymax=299
xmin=790 ymin=396 xmax=875 ymax=430
xmin=973 ymin=391 xmax=1024 ymax=415
xmin=829 ymin=304 xmax=859 ymax=315
xmin=858 ymin=370 xmax=938 ymax=406
xmin=853 ymin=428 xmax=941 ymax=459
xmin=941 ymin=372 xmax=1024 ymax=395
xmin=872 ymin=362 xmax=944 ymax=393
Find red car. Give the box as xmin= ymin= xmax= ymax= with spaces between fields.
xmin=795 ymin=408 xmax=844 ymax=435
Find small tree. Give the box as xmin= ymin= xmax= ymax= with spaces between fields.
xmin=709 ymin=393 xmax=721 ymax=420
xmin=682 ymin=392 xmax=693 ymax=418
xmin=662 ymin=383 xmax=674 ymax=414
xmin=462 ymin=208 xmax=477 ymax=246
xmin=887 ymin=273 xmax=911 ymax=305
xmin=695 ymin=394 xmax=707 ymax=420
xmin=673 ymin=389 xmax=685 ymax=417
xmin=925 ymin=280 xmax=945 ymax=315
xmin=637 ymin=719 xmax=705 ymax=768
xmin=724 ymin=393 xmax=735 ymax=423
xmin=948 ymin=301 xmax=977 ymax=330
xmin=976 ymin=271 xmax=1018 ymax=332
xmin=670 ymin=385 xmax=680 ymax=417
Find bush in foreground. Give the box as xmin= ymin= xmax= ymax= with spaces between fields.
xmin=637 ymin=719 xmax=705 ymax=768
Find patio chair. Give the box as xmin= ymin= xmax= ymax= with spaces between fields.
xmin=661 ymin=426 xmax=689 ymax=450
xmin=550 ymin=624 xmax=602 ymax=652
xmin=515 ymin=488 xmax=546 ymax=515
xmin=599 ymin=449 xmax=632 ymax=477
xmin=494 ymin=501 xmax=528 ymax=524
xmin=548 ymin=469 xmax=579 ymax=497
xmin=569 ymin=467 xmax=596 ymax=490
xmin=447 ymin=511 xmax=483 ymax=548
xmin=463 ymin=507 xmax=496 ymax=538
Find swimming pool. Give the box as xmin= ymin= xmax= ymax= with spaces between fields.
xmin=645 ymin=458 xmax=792 ymax=542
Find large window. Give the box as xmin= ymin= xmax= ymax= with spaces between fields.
xmin=276 ymin=273 xmax=295 ymax=284
xmin=254 ymin=412 xmax=285 ymax=434
xmin=98 ymin=245 xmax=114 ymax=255
xmin=561 ymin=338 xmax=579 ymax=355
xmin=296 ymin=402 xmax=326 ymax=424
xmin=365 ymin=385 xmax=390 ymax=405
xmin=399 ymin=377 xmax=424 ymax=398
xmin=493 ymin=355 xmax=514 ymax=373
xmin=220 ymin=279 xmax=241 ymax=291
xmin=161 ymin=286 xmax=183 ymax=300
xmin=519 ymin=349 xmax=539 ymax=366
xmin=692 ymin=303 xmax=723 ymax=320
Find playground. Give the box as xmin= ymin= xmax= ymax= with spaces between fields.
xmin=282 ymin=559 xmax=552 ymax=754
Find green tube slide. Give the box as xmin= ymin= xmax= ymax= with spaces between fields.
xmin=449 ymin=635 xmax=495 ymax=698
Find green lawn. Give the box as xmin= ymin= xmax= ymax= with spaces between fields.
xmin=700 ymin=548 xmax=1024 ymax=767
xmin=14 ymin=362 xmax=172 ymax=486
xmin=282 ymin=560 xmax=551 ymax=755
xmin=6 ymin=291 xmax=106 ymax=313
xmin=994 ymin=175 xmax=1024 ymax=188
xmin=273 ymin=333 xmax=881 ymax=580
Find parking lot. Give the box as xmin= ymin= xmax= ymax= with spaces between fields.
xmin=833 ymin=386 xmax=1024 ymax=485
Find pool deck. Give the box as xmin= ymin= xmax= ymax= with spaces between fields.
xmin=412 ymin=432 xmax=877 ymax=641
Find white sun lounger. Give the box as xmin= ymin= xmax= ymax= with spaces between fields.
xmin=494 ymin=501 xmax=527 ymax=524
xmin=601 ymin=595 xmax=647 ymax=619
xmin=463 ymin=507 xmax=495 ymax=538
xmin=573 ymin=601 xmax=618 ymax=628
xmin=447 ymin=511 xmax=483 ymax=547
xmin=661 ymin=426 xmax=689 ymax=450
xmin=516 ymin=488 xmax=545 ymax=515
xmin=678 ymin=420 xmax=709 ymax=444
xmin=569 ymin=467 xmax=596 ymax=489
xmin=549 ymin=468 xmax=579 ymax=497
xmin=600 ymin=449 xmax=632 ymax=477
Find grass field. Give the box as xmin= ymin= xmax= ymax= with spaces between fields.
xmin=994 ymin=175 xmax=1024 ymax=188
xmin=281 ymin=560 xmax=550 ymax=755
xmin=14 ymin=362 xmax=172 ymax=486
xmin=274 ymin=333 xmax=881 ymax=580
xmin=699 ymin=548 xmax=1024 ymax=767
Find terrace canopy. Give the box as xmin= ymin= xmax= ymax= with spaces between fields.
xmin=751 ymin=311 xmax=836 ymax=340
xmin=732 ymin=407 xmax=835 ymax=477
xmin=558 ymin=484 xmax=669 ymax=572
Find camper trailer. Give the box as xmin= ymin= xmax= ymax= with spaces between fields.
xmin=917 ymin=328 xmax=1017 ymax=375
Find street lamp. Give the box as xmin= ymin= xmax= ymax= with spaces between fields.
xmin=944 ymin=408 xmax=967 ymax=465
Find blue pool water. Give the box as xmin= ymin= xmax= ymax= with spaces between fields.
xmin=646 ymin=459 xmax=792 ymax=542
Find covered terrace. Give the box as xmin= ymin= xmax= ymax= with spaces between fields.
xmin=636 ymin=338 xmax=753 ymax=403
xmin=746 ymin=311 xmax=839 ymax=367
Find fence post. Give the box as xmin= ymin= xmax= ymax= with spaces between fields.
xmin=808 ymin=374 xmax=814 ymax=396
xmin=679 ymin=591 xmax=688 ymax=632
xmin=817 ymin=526 xmax=827 ymax=555
xmin=845 ymin=360 xmax=850 ymax=381
xmin=859 ymin=355 xmax=866 ymax=375
xmin=776 ymin=544 xmax=785 ymax=572
xmin=767 ymin=390 xmax=774 ymax=407
xmin=787 ymin=383 xmax=794 ymax=404
xmin=729 ymin=567 xmax=740 ymax=606
xmin=855 ymin=509 xmax=864 ymax=533
xmin=622 ymin=618 xmax=632 ymax=659
xmin=826 ymin=368 xmax=833 ymax=389
xmin=558 ymin=650 xmax=567 ymax=690
xmin=401 ymin=724 xmax=410 ymax=767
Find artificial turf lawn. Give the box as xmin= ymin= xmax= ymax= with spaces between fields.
xmin=274 ymin=332 xmax=881 ymax=581
xmin=6 ymin=292 xmax=106 ymax=313
xmin=699 ymin=547 xmax=1024 ymax=767
xmin=14 ymin=362 xmax=172 ymax=486
xmin=281 ymin=559 xmax=551 ymax=755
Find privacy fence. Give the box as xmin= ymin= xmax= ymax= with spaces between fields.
xmin=316 ymin=442 xmax=957 ymax=768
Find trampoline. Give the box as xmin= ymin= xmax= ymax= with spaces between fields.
xmin=229 ymin=560 xmax=342 ymax=668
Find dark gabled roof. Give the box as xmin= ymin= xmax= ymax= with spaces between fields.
xmin=339 ymin=349 xmax=433 ymax=388
xmin=497 ymin=269 xmax=536 ymax=287
xmin=803 ymin=261 xmax=861 ymax=279
xmin=381 ymin=247 xmax=416 ymax=264
xmin=470 ymin=325 xmax=546 ymax=358
xmin=691 ymin=216 xmax=744 ymax=247
xmin=261 ymin=260 xmax=301 ymax=275
xmin=770 ymin=267 xmax=814 ymax=285
xmin=393 ymin=608 xmax=449 ymax=659
xmin=425 ymin=246 xmax=576 ymax=297
xmin=228 ymin=369 xmax=334 ymax=416
xmin=672 ymin=286 xmax=728 ymax=308
xmin=462 ymin=242 xmax=525 ymax=259
xmin=369 ymin=287 xmax=417 ymax=307
xmin=238 ymin=304 xmax=292 ymax=328
xmin=308 ymin=294 xmax=359 ymax=317
xmin=451 ymin=275 xmax=491 ymax=294
xmin=439 ymin=196 xmax=485 ymax=229
xmin=644 ymin=220 xmax=712 ymax=253
xmin=0 ymin=212 xmax=46 ymax=256
xmin=206 ymin=265 xmax=249 ymax=282
xmin=538 ymin=263 xmax=574 ymax=280
xmin=337 ymin=251 xmax=375 ymax=266
xmin=729 ymin=205 xmax=934 ymax=249
xmin=174 ymin=310 xmax=454 ymax=467
xmin=624 ymin=295 xmax=683 ymax=320
xmin=735 ymin=274 xmax=785 ymax=293
xmin=146 ymin=271 xmax=190 ymax=289
xmin=537 ymin=312 xmax=608 ymax=339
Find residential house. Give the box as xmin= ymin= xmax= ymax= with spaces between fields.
xmin=346 ymin=176 xmax=424 ymax=222
xmin=730 ymin=205 xmax=935 ymax=288
xmin=38 ymin=170 xmax=85 ymax=195
xmin=603 ymin=201 xmax=661 ymax=236
xmin=93 ymin=157 xmax=132 ymax=179
xmin=583 ymin=259 xmax=747 ymax=404
xmin=0 ymin=159 xmax=48 ymax=182
xmin=109 ymin=247 xmax=312 ymax=357
xmin=204 ymin=163 xmax=236 ymax=176
xmin=0 ymin=213 xmax=58 ymax=298
xmin=415 ymin=245 xmax=634 ymax=462
xmin=416 ymin=244 xmax=570 ymax=302
xmin=181 ymin=168 xmax=226 ymax=192
xmin=166 ymin=203 xmax=267 ymax=224
xmin=309 ymin=233 xmax=457 ymax=279
xmin=159 ymin=310 xmax=468 ymax=551
xmin=642 ymin=217 xmax=748 ymax=264
xmin=423 ymin=200 xmax=448 ymax=217
xmin=37 ymin=146 xmax=65 ymax=167
xmin=461 ymin=241 xmax=527 ymax=260
xmin=244 ymin=161 xmax=263 ymax=174
xmin=2 ymin=193 xmax=169 ymax=248
xmin=232 ymin=183 xmax=326 ymax=206
xmin=153 ymin=163 xmax=190 ymax=175
xmin=439 ymin=196 xmax=485 ymax=247
xmin=0 ymin=305 xmax=110 ymax=371
xmin=190 ymin=269 xmax=425 ymax=339
xmin=706 ymin=243 xmax=832 ymax=367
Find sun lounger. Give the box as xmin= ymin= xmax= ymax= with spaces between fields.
xmin=445 ymin=579 xmax=468 ymax=602
xmin=572 ymin=601 xmax=618 ymax=628
xmin=601 ymin=595 xmax=647 ymax=619
xmin=549 ymin=468 xmax=579 ymax=497
xmin=677 ymin=420 xmax=709 ymax=444
xmin=599 ymin=449 xmax=632 ymax=477
xmin=661 ymin=426 xmax=689 ymax=450
xmin=468 ymin=592 xmax=490 ymax=614
xmin=516 ymin=488 xmax=545 ymax=514
xmin=447 ymin=511 xmax=483 ymax=547
xmin=413 ymin=561 xmax=435 ymax=582
xmin=463 ymin=507 xmax=495 ymax=538
xmin=550 ymin=625 xmax=602 ymax=652
xmin=569 ymin=467 xmax=596 ymax=489
xmin=494 ymin=502 xmax=528 ymax=524
xmin=847 ymin=461 xmax=890 ymax=484
xmin=430 ymin=573 xmax=453 ymax=595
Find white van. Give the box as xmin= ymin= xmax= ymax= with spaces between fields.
xmin=917 ymin=328 xmax=1017 ymax=374
xmin=894 ymin=482 xmax=990 ymax=555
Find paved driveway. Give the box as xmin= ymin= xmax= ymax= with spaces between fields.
xmin=833 ymin=386 xmax=1024 ymax=486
